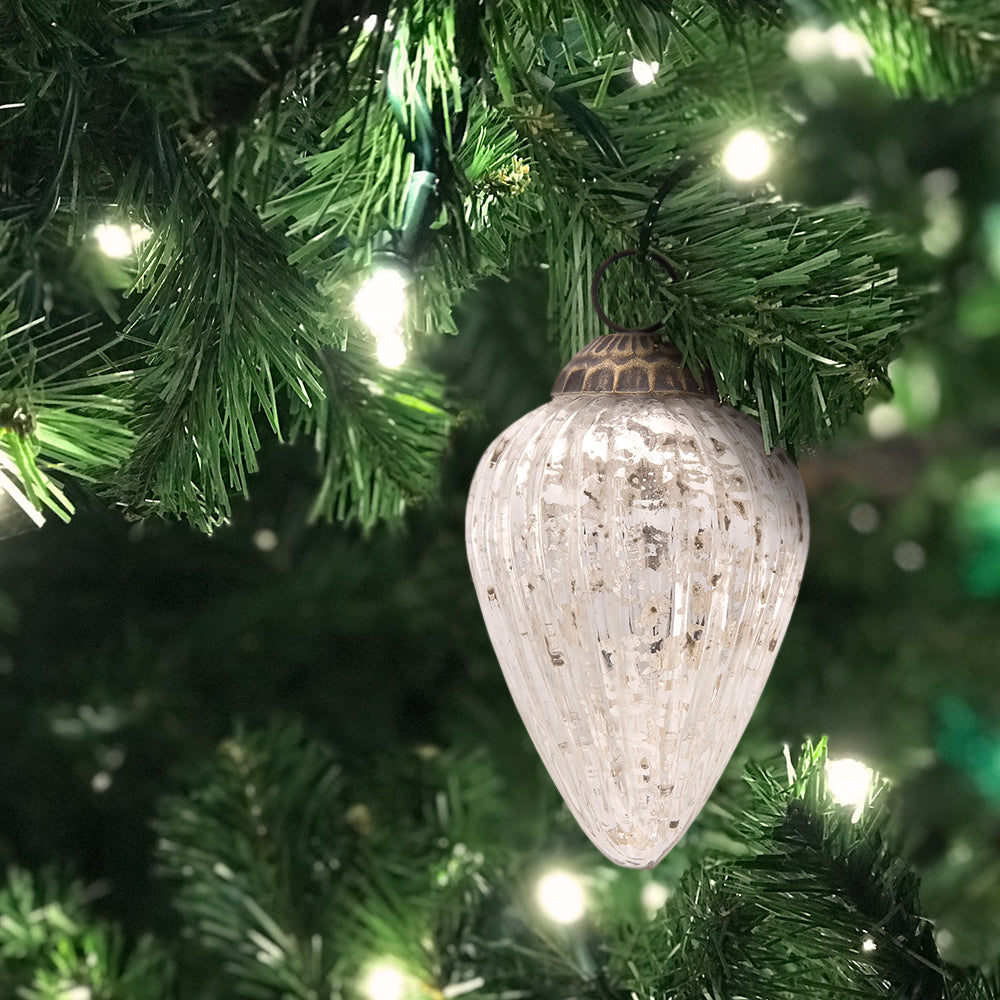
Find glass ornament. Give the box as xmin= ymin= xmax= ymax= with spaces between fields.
xmin=466 ymin=333 xmax=809 ymax=868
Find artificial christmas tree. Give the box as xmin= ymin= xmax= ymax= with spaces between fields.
xmin=1 ymin=1 xmax=1000 ymax=997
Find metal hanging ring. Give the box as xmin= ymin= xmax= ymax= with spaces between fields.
xmin=589 ymin=248 xmax=678 ymax=333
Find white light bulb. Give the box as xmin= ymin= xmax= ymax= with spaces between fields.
xmin=640 ymin=880 xmax=670 ymax=916
xmin=91 ymin=770 xmax=112 ymax=793
xmin=631 ymin=59 xmax=659 ymax=86
xmin=536 ymin=870 xmax=586 ymax=924
xmin=827 ymin=24 xmax=874 ymax=70
xmin=355 ymin=267 xmax=408 ymax=338
xmin=361 ymin=962 xmax=407 ymax=1000
xmin=252 ymin=528 xmax=279 ymax=552
xmin=861 ymin=935 xmax=877 ymax=952
xmin=787 ymin=23 xmax=873 ymax=73
xmin=866 ymin=401 xmax=906 ymax=439
xmin=375 ymin=330 xmax=407 ymax=368
xmin=62 ymin=988 xmax=92 ymax=1000
xmin=826 ymin=758 xmax=873 ymax=822
xmin=358 ymin=13 xmax=393 ymax=33
xmin=93 ymin=222 xmax=151 ymax=258
xmin=786 ymin=25 xmax=829 ymax=63
xmin=723 ymin=130 xmax=772 ymax=181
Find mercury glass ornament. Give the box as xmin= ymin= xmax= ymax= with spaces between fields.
xmin=466 ymin=333 xmax=809 ymax=868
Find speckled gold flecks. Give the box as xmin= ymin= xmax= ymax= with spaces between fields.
xmin=466 ymin=390 xmax=808 ymax=869
xmin=551 ymin=333 xmax=717 ymax=397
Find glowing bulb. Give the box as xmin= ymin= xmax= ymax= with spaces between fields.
xmin=826 ymin=758 xmax=873 ymax=822
xmin=861 ymin=935 xmax=877 ymax=952
xmin=723 ymin=129 xmax=772 ymax=181
xmin=361 ymin=962 xmax=407 ymax=1000
xmin=93 ymin=222 xmax=151 ymax=258
xmin=91 ymin=770 xmax=112 ymax=793
xmin=536 ymin=870 xmax=586 ymax=924
xmin=355 ymin=267 xmax=408 ymax=338
xmin=787 ymin=23 xmax=873 ymax=73
xmin=786 ymin=25 xmax=829 ymax=63
xmin=640 ymin=880 xmax=670 ymax=916
xmin=375 ymin=330 xmax=407 ymax=368
xmin=359 ymin=13 xmax=393 ymax=33
xmin=252 ymin=528 xmax=279 ymax=552
xmin=631 ymin=59 xmax=659 ymax=86
xmin=827 ymin=24 xmax=874 ymax=69
xmin=866 ymin=401 xmax=905 ymax=439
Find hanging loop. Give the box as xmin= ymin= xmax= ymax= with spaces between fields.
xmin=590 ymin=248 xmax=678 ymax=333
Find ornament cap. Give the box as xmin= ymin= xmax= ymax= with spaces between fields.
xmin=552 ymin=333 xmax=717 ymax=397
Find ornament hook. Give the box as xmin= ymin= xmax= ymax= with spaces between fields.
xmin=589 ymin=248 xmax=678 ymax=334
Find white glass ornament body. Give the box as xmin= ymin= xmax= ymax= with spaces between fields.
xmin=466 ymin=389 xmax=808 ymax=868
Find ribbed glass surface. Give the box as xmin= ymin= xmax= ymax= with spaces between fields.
xmin=466 ymin=392 xmax=809 ymax=868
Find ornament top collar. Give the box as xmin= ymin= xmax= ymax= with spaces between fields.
xmin=551 ymin=333 xmax=717 ymax=398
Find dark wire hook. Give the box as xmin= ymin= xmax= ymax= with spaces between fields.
xmin=590 ymin=248 xmax=678 ymax=333
xmin=637 ymin=157 xmax=699 ymax=258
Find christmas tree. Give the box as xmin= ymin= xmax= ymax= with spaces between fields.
xmin=2 ymin=1 xmax=1000 ymax=997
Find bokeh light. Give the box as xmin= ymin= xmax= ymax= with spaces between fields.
xmin=826 ymin=758 xmax=874 ymax=822
xmin=723 ymin=130 xmax=772 ymax=181
xmin=536 ymin=869 xmax=586 ymax=924
xmin=360 ymin=961 xmax=408 ymax=1000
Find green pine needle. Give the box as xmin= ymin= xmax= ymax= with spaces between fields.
xmin=0 ymin=868 xmax=174 ymax=1000
xmin=117 ymin=180 xmax=326 ymax=529
xmin=300 ymin=336 xmax=454 ymax=529
xmin=803 ymin=0 xmax=1000 ymax=99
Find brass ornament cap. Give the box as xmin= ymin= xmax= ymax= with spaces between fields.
xmin=551 ymin=333 xmax=717 ymax=397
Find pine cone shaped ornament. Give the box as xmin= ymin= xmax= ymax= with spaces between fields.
xmin=466 ymin=333 xmax=809 ymax=868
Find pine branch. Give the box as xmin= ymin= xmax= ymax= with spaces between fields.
xmin=117 ymin=179 xmax=326 ymax=529
xmin=156 ymin=728 xmax=1000 ymax=1000
xmin=0 ymin=227 xmax=135 ymax=521
xmin=117 ymin=0 xmax=378 ymax=135
xmin=610 ymin=741 xmax=991 ymax=1000
xmin=487 ymin=6 xmax=917 ymax=450
xmin=299 ymin=337 xmax=454 ymax=528
xmin=801 ymin=0 xmax=1000 ymax=99
xmin=156 ymin=722 xmax=356 ymax=1000
xmin=0 ymin=868 xmax=174 ymax=1000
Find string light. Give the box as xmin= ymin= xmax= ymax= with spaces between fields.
xmin=861 ymin=935 xmax=877 ymax=952
xmin=252 ymin=528 xmax=279 ymax=552
xmin=722 ymin=129 xmax=772 ymax=181
xmin=360 ymin=961 xmax=408 ymax=1000
xmin=893 ymin=540 xmax=926 ymax=573
xmin=93 ymin=221 xmax=151 ymax=258
xmin=631 ymin=59 xmax=659 ymax=86
xmin=360 ymin=13 xmax=394 ymax=33
xmin=355 ymin=266 xmax=407 ymax=337
xmin=866 ymin=401 xmax=905 ymax=439
xmin=354 ymin=265 xmax=409 ymax=368
xmin=640 ymin=880 xmax=670 ymax=917
xmin=61 ymin=988 xmax=92 ymax=1000
xmin=826 ymin=758 xmax=874 ymax=822
xmin=847 ymin=501 xmax=880 ymax=535
xmin=91 ymin=770 xmax=112 ymax=792
xmin=441 ymin=978 xmax=486 ymax=998
xmin=375 ymin=330 xmax=407 ymax=369
xmin=535 ymin=870 xmax=586 ymax=924
xmin=787 ymin=23 xmax=873 ymax=73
